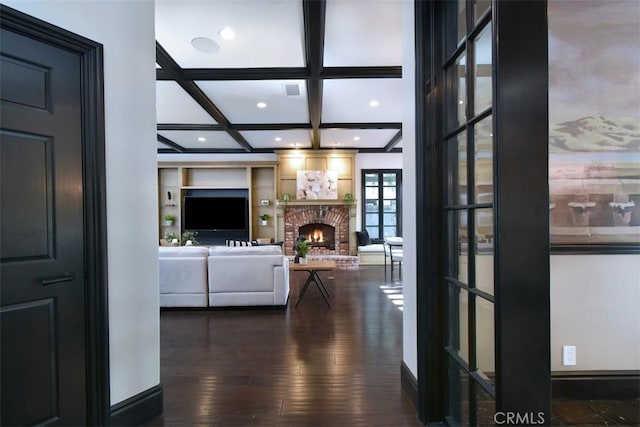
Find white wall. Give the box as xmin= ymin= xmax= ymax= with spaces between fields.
xmin=3 ymin=0 xmax=160 ymax=405
xmin=401 ymin=0 xmax=418 ymax=378
xmin=354 ymin=153 xmax=403 ymax=230
xmin=551 ymin=254 xmax=640 ymax=371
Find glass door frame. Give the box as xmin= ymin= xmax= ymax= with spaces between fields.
xmin=414 ymin=1 xmax=551 ymax=424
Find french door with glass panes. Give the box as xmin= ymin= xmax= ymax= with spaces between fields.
xmin=444 ymin=1 xmax=496 ymax=424
xmin=415 ymin=0 xmax=550 ymax=424
xmin=362 ymin=170 xmax=402 ymax=242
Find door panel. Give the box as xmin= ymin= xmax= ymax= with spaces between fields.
xmin=0 ymin=26 xmax=87 ymax=426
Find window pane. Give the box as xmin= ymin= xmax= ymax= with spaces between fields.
xmin=383 ymin=186 xmax=396 ymax=199
xmin=447 ymin=359 xmax=470 ymax=426
xmin=445 ymin=0 xmax=467 ymax=56
xmin=383 ymin=226 xmax=397 ymax=238
xmin=383 ymin=213 xmax=397 ymax=226
xmin=383 ymin=200 xmax=397 ymax=212
xmin=364 ymin=173 xmax=379 ymax=186
xmin=366 ymin=226 xmax=379 ymax=240
xmin=474 ymin=381 xmax=495 ymax=426
xmin=447 ymin=132 xmax=467 ymax=206
xmin=474 ymin=23 xmax=492 ymax=115
xmin=446 ymin=53 xmax=467 ymax=131
xmin=448 ymin=285 xmax=469 ymax=363
xmin=382 ymin=173 xmax=397 ymax=186
xmin=365 ymin=200 xmax=379 ymax=212
xmin=474 ymin=115 xmax=493 ymax=204
xmin=475 ymin=297 xmax=495 ymax=387
xmin=474 ymin=0 xmax=491 ymax=23
xmin=365 ymin=187 xmax=378 ymax=200
xmin=475 ymin=208 xmax=494 ymax=295
xmin=366 ymin=213 xmax=379 ymax=226
xmin=448 ymin=210 xmax=469 ymax=283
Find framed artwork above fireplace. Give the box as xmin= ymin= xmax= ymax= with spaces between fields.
xmin=296 ymin=170 xmax=338 ymax=200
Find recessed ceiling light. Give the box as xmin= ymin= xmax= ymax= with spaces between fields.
xmin=197 ymin=137 xmax=206 ymax=142
xmin=353 ymin=136 xmax=361 ymax=141
xmin=369 ymin=100 xmax=379 ymax=107
xmin=219 ymin=27 xmax=236 ymax=41
xmin=459 ymin=100 xmax=464 ymax=105
xmin=275 ymin=137 xmax=282 ymax=142
xmin=191 ymin=37 xmax=220 ymax=54
xmin=257 ymin=102 xmax=267 ymax=109
xmin=290 ymin=143 xmax=298 ymax=147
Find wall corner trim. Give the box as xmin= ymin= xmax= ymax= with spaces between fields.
xmin=110 ymin=384 xmax=163 ymax=426
xmin=401 ymin=361 xmax=419 ymax=412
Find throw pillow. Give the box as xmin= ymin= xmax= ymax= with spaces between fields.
xmin=225 ymin=239 xmax=252 ymax=247
xmin=356 ymin=230 xmax=371 ymax=246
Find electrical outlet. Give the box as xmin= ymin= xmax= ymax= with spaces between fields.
xmin=562 ymin=345 xmax=576 ymax=366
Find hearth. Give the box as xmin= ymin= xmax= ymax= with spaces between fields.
xmin=299 ymin=223 xmax=335 ymax=250
xmin=282 ymin=204 xmax=351 ymax=256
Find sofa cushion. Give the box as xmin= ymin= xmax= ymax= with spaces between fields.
xmin=357 ymin=243 xmax=385 ymax=253
xmin=209 ymin=245 xmax=282 ymax=256
xmin=159 ymin=246 xmax=209 ymax=257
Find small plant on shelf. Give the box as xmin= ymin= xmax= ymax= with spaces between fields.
xmin=182 ymin=231 xmax=199 ymax=246
xmin=163 ymin=232 xmax=179 ymax=246
xmin=259 ymin=213 xmax=270 ymax=226
xmin=164 ymin=214 xmax=175 ymax=226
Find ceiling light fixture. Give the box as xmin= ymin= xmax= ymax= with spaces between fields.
xmin=197 ymin=137 xmax=206 ymax=142
xmin=257 ymin=102 xmax=267 ymax=109
xmin=353 ymin=136 xmax=361 ymax=141
xmin=368 ymin=100 xmax=379 ymax=107
xmin=218 ymin=27 xmax=236 ymax=40
xmin=191 ymin=37 xmax=220 ymax=54
xmin=275 ymin=137 xmax=282 ymax=142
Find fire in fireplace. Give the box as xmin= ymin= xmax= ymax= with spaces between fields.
xmin=298 ymin=223 xmax=335 ymax=250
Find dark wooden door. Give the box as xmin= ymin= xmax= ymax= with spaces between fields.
xmin=1 ymin=26 xmax=87 ymax=426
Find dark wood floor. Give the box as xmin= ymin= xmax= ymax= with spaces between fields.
xmin=146 ymin=265 xmax=639 ymax=427
xmin=146 ymin=266 xmax=420 ymax=426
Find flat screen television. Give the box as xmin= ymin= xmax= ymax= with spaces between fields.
xmin=183 ymin=197 xmax=248 ymax=231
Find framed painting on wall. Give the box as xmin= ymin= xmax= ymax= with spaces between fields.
xmin=296 ymin=170 xmax=338 ymax=200
xmin=548 ymin=0 xmax=640 ymax=247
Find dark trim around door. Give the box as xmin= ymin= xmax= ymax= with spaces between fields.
xmin=493 ymin=0 xmax=550 ymax=419
xmin=415 ymin=0 xmax=446 ymax=424
xmin=0 ymin=5 xmax=110 ymax=425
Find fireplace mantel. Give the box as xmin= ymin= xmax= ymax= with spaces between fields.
xmin=275 ymin=199 xmax=356 ymax=207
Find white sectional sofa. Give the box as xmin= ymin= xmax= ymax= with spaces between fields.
xmin=158 ymin=246 xmax=209 ymax=307
xmin=158 ymin=245 xmax=289 ymax=308
xmin=207 ymin=246 xmax=289 ymax=307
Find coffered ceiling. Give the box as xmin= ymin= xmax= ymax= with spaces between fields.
xmin=155 ymin=0 xmax=404 ymax=154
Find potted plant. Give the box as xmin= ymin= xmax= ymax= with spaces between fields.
xmin=182 ymin=231 xmax=199 ymax=246
xmin=164 ymin=214 xmax=175 ymax=226
xmin=295 ymin=239 xmax=311 ymax=265
xmin=259 ymin=214 xmax=270 ymax=226
xmin=163 ymin=232 xmax=178 ymax=246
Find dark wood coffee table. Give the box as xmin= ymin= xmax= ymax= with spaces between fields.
xmin=290 ymin=260 xmax=336 ymax=308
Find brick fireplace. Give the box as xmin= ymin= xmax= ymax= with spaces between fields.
xmin=282 ymin=204 xmax=352 ymax=256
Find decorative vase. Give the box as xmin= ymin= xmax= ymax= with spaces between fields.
xmin=299 ymin=257 xmax=308 ymax=265
xmin=164 ymin=220 xmax=174 ymax=226
xmin=261 ymin=220 xmax=268 ymax=226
